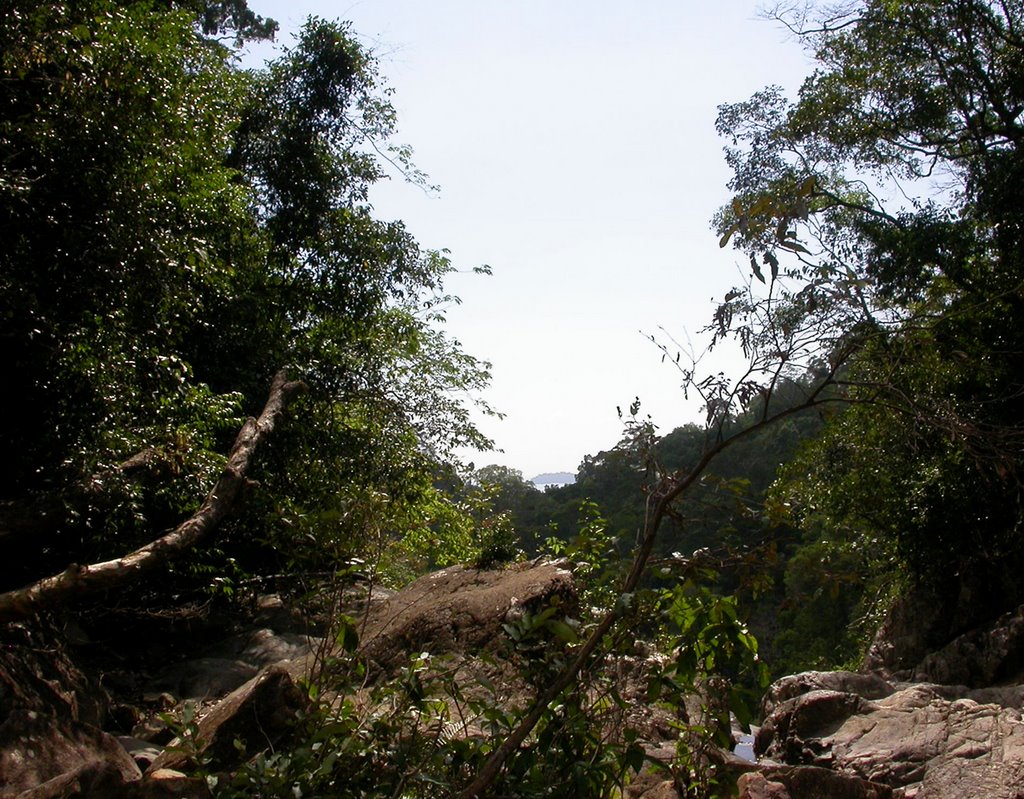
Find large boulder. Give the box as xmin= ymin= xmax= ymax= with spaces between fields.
xmin=0 ymin=710 xmax=141 ymax=798
xmin=911 ymin=603 xmax=1024 ymax=687
xmin=761 ymin=671 xmax=895 ymax=715
xmin=864 ymin=565 xmax=1024 ymax=678
xmin=147 ymin=664 xmax=308 ymax=774
xmin=0 ymin=622 xmax=142 ymax=798
xmin=0 ymin=622 xmax=107 ymax=728
xmin=357 ymin=560 xmax=577 ymax=674
xmin=757 ymin=673 xmax=1024 ymax=798
xmin=147 ymin=658 xmax=257 ymax=702
xmin=737 ymin=767 xmax=893 ymax=799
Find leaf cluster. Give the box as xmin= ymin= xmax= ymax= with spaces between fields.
xmin=0 ymin=1 xmax=493 ymax=598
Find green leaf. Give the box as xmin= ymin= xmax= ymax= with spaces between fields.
xmin=779 ymin=239 xmax=811 ymax=255
xmin=624 ymin=742 xmax=646 ymax=774
xmin=545 ymin=618 xmax=579 ymax=644
xmin=335 ymin=617 xmax=359 ymax=653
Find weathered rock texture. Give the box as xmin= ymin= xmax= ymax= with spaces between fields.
xmin=0 ymin=561 xmax=581 ymax=796
xmin=0 ymin=622 xmax=141 ymax=798
xmin=147 ymin=664 xmax=308 ymax=774
xmin=911 ymin=603 xmax=1024 ymax=687
xmin=10 ymin=561 xmax=1024 ymax=799
xmin=737 ymin=766 xmax=893 ymax=799
xmin=863 ymin=568 xmax=1024 ymax=679
xmin=0 ymin=711 xmax=142 ymax=798
xmin=758 ymin=671 xmax=1024 ymax=798
xmin=358 ymin=560 xmax=577 ymax=673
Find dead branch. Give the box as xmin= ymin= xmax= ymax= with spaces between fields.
xmin=456 ymin=371 xmax=842 ymax=799
xmin=0 ymin=370 xmax=306 ymax=624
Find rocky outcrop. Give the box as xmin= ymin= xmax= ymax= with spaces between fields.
xmin=756 ymin=583 xmax=1024 ymax=798
xmin=358 ymin=559 xmax=577 ymax=673
xmin=12 ymin=559 xmax=1023 ymax=799
xmin=0 ymin=561 xmax=578 ymax=797
xmin=0 ymin=622 xmax=139 ymax=798
xmin=863 ymin=567 xmax=1024 ymax=678
xmin=0 ymin=622 xmax=107 ymax=728
xmin=736 ymin=767 xmax=893 ymax=799
xmin=757 ymin=672 xmax=1024 ymax=798
xmin=911 ymin=603 xmax=1024 ymax=687
xmin=147 ymin=664 xmax=308 ymax=774
xmin=0 ymin=711 xmax=142 ymax=798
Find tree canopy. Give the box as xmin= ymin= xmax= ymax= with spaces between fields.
xmin=715 ymin=0 xmax=1024 ymax=612
xmin=0 ymin=0 xmax=493 ymax=602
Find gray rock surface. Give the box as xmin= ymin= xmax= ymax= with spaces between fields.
xmin=358 ymin=560 xmax=577 ymax=673
xmin=737 ymin=766 xmax=893 ymax=799
xmin=758 ymin=673 xmax=1024 ymax=798
xmin=147 ymin=664 xmax=308 ymax=774
xmin=761 ymin=671 xmax=896 ymax=716
xmin=911 ymin=603 xmax=1024 ymax=687
xmin=0 ymin=710 xmax=141 ymax=798
xmin=148 ymin=657 xmax=257 ymax=701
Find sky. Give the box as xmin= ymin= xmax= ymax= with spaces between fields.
xmin=246 ymin=1 xmax=816 ymax=479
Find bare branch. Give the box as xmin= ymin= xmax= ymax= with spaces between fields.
xmin=0 ymin=370 xmax=306 ymax=624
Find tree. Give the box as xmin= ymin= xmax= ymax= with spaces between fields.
xmin=0 ymin=0 xmax=493 ymax=612
xmin=716 ymin=1 xmax=1024 ymax=610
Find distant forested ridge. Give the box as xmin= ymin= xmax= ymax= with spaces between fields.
xmin=5 ymin=1 xmax=1024 ymax=796
xmin=478 ymin=0 xmax=1024 ymax=676
xmin=530 ymin=472 xmax=575 ymax=486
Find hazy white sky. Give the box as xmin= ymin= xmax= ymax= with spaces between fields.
xmin=247 ymin=1 xmax=815 ymax=478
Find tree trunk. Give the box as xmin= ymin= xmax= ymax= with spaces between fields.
xmin=0 ymin=370 xmax=306 ymax=624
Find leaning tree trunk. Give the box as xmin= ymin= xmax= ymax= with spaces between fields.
xmin=0 ymin=370 xmax=306 ymax=624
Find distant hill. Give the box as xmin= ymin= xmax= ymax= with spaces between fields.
xmin=530 ymin=471 xmax=575 ymax=488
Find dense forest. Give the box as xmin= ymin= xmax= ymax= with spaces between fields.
xmin=3 ymin=1 xmax=1024 ymax=797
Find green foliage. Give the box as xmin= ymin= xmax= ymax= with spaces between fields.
xmin=197 ymin=582 xmax=647 ymax=799
xmin=0 ymin=0 xmax=493 ymax=595
xmin=158 ymin=701 xmax=211 ymax=775
xmin=467 ymin=465 xmax=563 ymax=555
xmin=543 ymin=500 xmax=624 ymax=614
xmin=712 ymin=0 xmax=1024 ymax=637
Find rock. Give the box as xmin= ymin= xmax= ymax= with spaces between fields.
xmin=864 ymin=566 xmax=1024 ymax=679
xmin=753 ymin=765 xmax=893 ymax=798
xmin=239 ymin=628 xmax=317 ymax=668
xmin=117 ymin=736 xmax=163 ymax=770
xmin=757 ymin=674 xmax=1024 ymax=798
xmin=624 ymin=772 xmax=680 ymax=799
xmin=761 ymin=671 xmax=895 ymax=717
xmin=958 ymin=683 xmax=1024 ymax=708
xmin=124 ymin=769 xmax=211 ymax=799
xmin=862 ymin=582 xmax=955 ymax=677
xmin=912 ymin=604 xmax=1024 ymax=687
xmin=251 ymin=593 xmax=309 ymax=635
xmin=147 ymin=664 xmax=308 ymax=773
xmin=13 ymin=760 xmax=133 ymax=799
xmin=0 ymin=709 xmax=141 ymax=798
xmin=147 ymin=658 xmax=257 ymax=701
xmin=0 ymin=623 xmax=107 ymax=728
xmin=0 ymin=622 xmax=139 ymax=798
xmin=737 ymin=772 xmax=791 ymax=799
xmin=358 ymin=560 xmax=577 ymax=674
xmin=757 ymin=689 xmax=873 ymax=764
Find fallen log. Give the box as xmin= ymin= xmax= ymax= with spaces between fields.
xmin=0 ymin=370 xmax=306 ymax=624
